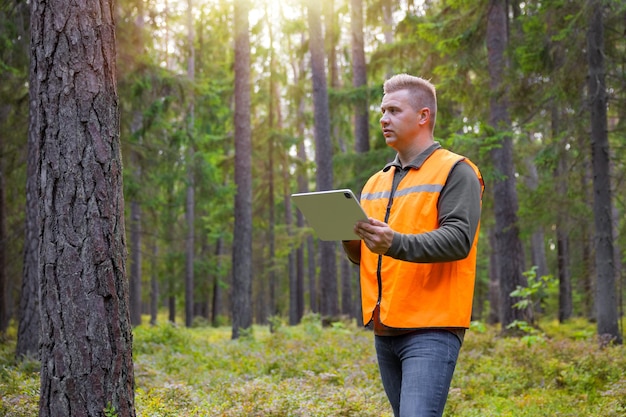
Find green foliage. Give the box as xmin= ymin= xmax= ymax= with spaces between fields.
xmin=510 ymin=266 xmax=556 ymax=314
xmin=448 ymin=319 xmax=626 ymax=416
xmin=505 ymin=320 xmax=546 ymax=347
xmin=505 ymin=267 xmax=558 ymax=344
xmin=131 ymin=320 xmax=388 ymax=416
xmin=2 ymin=319 xmax=626 ymax=416
xmin=104 ymin=402 xmax=119 ymax=417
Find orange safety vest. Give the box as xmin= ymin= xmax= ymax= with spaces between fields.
xmin=359 ymin=148 xmax=483 ymax=329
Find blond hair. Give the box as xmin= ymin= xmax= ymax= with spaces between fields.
xmin=383 ymin=74 xmax=437 ymax=131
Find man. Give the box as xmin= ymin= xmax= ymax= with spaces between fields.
xmin=342 ymin=74 xmax=484 ymax=417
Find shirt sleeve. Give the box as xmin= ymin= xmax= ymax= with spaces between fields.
xmin=385 ymin=161 xmax=482 ymax=263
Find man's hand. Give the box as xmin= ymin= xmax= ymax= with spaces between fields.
xmin=354 ymin=218 xmax=394 ymax=255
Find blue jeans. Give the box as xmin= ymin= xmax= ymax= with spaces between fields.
xmin=374 ymin=330 xmax=461 ymax=417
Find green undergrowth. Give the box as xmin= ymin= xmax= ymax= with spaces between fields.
xmin=1 ymin=316 xmax=625 ymax=416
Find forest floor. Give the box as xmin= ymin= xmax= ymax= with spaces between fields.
xmin=1 ymin=315 xmax=625 ymax=416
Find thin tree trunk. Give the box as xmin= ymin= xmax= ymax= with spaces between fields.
xmin=232 ymin=0 xmax=253 ymax=339
xmin=293 ymin=42 xmax=310 ymax=320
xmin=185 ymin=0 xmax=196 ymax=328
xmin=487 ymin=228 xmax=500 ymax=325
xmin=0 ymin=153 xmax=7 ymax=333
xmin=524 ymin=156 xmax=548 ymax=315
xmin=308 ymin=0 xmax=338 ymax=318
xmin=340 ymin=257 xmax=353 ymax=317
xmin=211 ymin=237 xmax=223 ymax=327
xmin=586 ymin=0 xmax=621 ymax=344
xmin=167 ymin=214 xmax=176 ymax=324
xmin=150 ymin=241 xmax=158 ymax=326
xmin=555 ymin=143 xmax=572 ymax=322
xmin=130 ymin=199 xmax=142 ymax=326
xmin=382 ymin=0 xmax=394 ymax=78
xmin=168 ymin=296 xmax=176 ymax=323
xmin=578 ymin=149 xmax=595 ymax=320
xmin=266 ymin=8 xmax=278 ymax=322
xmin=350 ymin=0 xmax=369 ymax=153
xmin=286 ymin=185 xmax=299 ymax=325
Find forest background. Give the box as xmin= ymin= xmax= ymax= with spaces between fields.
xmin=1 ymin=0 xmax=626 ymax=415
xmin=0 ymin=0 xmax=626 ymax=404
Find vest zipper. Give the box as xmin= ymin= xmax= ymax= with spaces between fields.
xmin=377 ymin=167 xmax=401 ymax=306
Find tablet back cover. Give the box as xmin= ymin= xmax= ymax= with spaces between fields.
xmin=291 ymin=189 xmax=367 ymax=241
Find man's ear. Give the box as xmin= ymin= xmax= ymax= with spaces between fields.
xmin=419 ymin=108 xmax=430 ymax=124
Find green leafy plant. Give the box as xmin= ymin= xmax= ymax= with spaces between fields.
xmin=506 ymin=266 xmax=557 ymax=344
xmin=103 ymin=402 xmax=118 ymax=417
xmin=510 ymin=266 xmax=555 ymax=313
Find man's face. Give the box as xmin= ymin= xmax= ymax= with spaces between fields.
xmin=379 ymin=89 xmax=421 ymax=150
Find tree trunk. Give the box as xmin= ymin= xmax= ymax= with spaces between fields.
xmin=557 ymin=228 xmax=572 ymax=322
xmin=284 ymin=143 xmax=299 ymax=326
xmin=382 ymin=0 xmax=394 ymax=78
xmin=486 ymin=0 xmax=529 ymax=330
xmin=555 ymin=142 xmax=572 ymax=322
xmin=130 ymin=199 xmax=142 ymax=326
xmin=150 ymin=241 xmax=158 ymax=326
xmin=167 ymin=213 xmax=176 ymax=324
xmin=168 ymin=295 xmax=176 ymax=323
xmin=340 ymin=257 xmax=353 ymax=317
xmin=0 ymin=153 xmax=7 ymax=333
xmin=586 ymin=0 xmax=621 ymax=344
xmin=32 ymin=0 xmax=135 ymax=413
xmin=577 ymin=149 xmax=595 ymax=320
xmin=487 ymin=228 xmax=500 ymax=324
xmin=294 ymin=48 xmax=309 ymax=322
xmin=350 ymin=0 xmax=369 ymax=153
xmin=16 ymin=90 xmax=41 ymax=357
xmin=524 ymin=156 xmax=548 ymax=315
xmin=185 ymin=0 xmax=196 ymax=328
xmin=548 ymin=83 xmax=573 ymax=323
xmin=211 ymin=236 xmax=223 ymax=327
xmin=308 ymin=237 xmax=317 ymax=313
xmin=232 ymin=0 xmax=253 ymax=339
xmin=267 ymin=12 xmax=278 ymax=322
xmin=308 ymin=0 xmax=339 ymax=318
xmin=286 ymin=189 xmax=298 ymax=325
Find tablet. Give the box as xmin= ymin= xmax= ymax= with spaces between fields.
xmin=291 ymin=189 xmax=368 ymax=241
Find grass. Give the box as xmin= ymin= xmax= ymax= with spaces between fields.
xmin=1 ymin=315 xmax=625 ymax=416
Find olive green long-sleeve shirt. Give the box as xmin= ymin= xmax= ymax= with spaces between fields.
xmin=384 ymin=143 xmax=482 ymax=263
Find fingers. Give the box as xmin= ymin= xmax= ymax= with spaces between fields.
xmin=367 ymin=217 xmax=386 ymax=227
xmin=353 ymin=218 xmax=393 ymax=255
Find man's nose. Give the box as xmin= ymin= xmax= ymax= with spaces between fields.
xmin=380 ymin=113 xmax=389 ymax=125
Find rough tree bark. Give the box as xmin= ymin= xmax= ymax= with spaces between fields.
xmin=586 ymin=0 xmax=621 ymax=344
xmin=486 ymin=0 xmax=530 ymax=330
xmin=308 ymin=0 xmax=339 ymax=318
xmin=31 ymin=0 xmax=135 ymax=414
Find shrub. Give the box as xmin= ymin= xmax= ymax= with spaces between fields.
xmin=0 ymin=318 xmax=624 ymax=416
